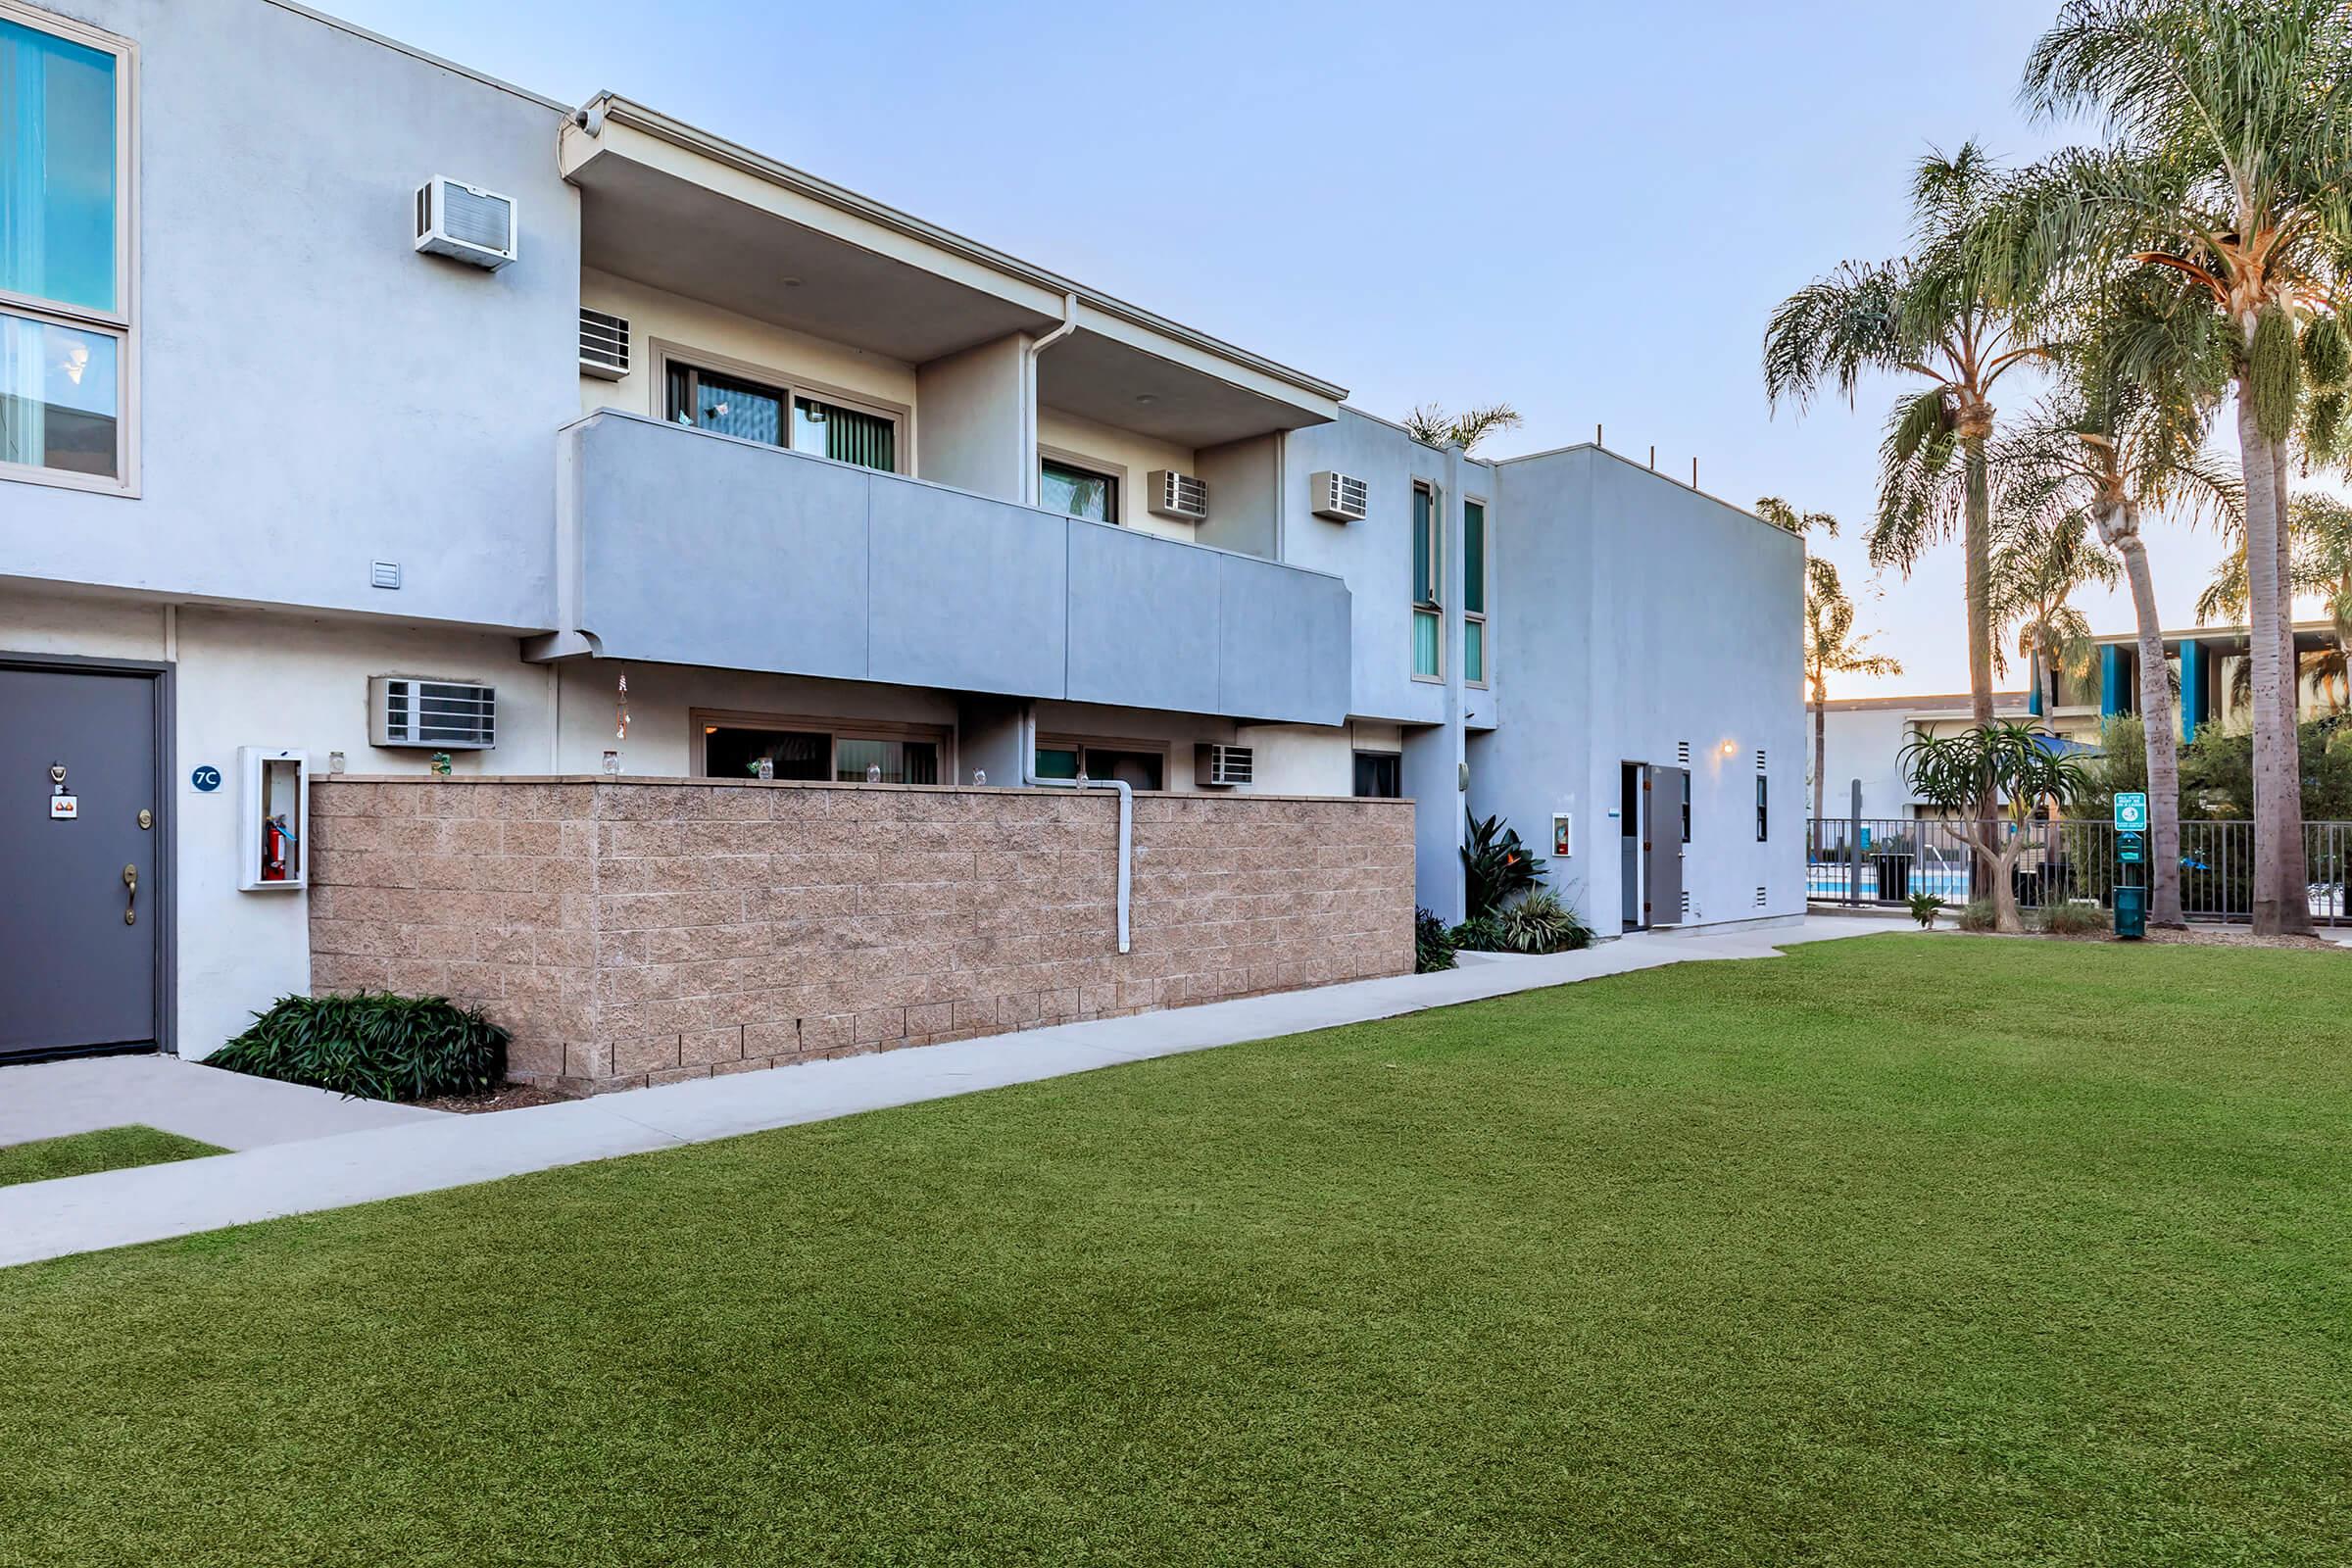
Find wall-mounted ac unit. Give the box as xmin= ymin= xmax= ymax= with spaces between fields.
xmin=1148 ymin=469 xmax=1208 ymax=523
xmin=1307 ymin=469 xmax=1369 ymax=522
xmin=415 ymin=176 xmax=518 ymax=270
xmin=1196 ymin=743 xmax=1253 ymax=788
xmin=578 ymin=307 xmax=629 ymax=378
xmin=370 ymin=677 xmax=498 ymax=750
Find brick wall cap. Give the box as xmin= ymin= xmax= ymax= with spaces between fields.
xmin=318 ymin=776 xmax=1415 ymax=807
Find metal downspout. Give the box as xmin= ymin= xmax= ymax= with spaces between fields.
xmin=1022 ymin=293 xmax=1080 ymax=506
xmin=1019 ymin=706 xmax=1131 ymax=954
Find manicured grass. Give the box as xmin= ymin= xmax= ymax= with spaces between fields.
xmin=0 ymin=1124 xmax=222 ymax=1189
xmin=3 ymin=936 xmax=2349 ymax=1565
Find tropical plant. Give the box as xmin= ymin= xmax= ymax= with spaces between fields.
xmin=2201 ymin=493 xmax=2352 ymax=710
xmin=1462 ymin=808 xmax=1545 ymax=920
xmin=1908 ymin=891 xmax=1947 ymax=928
xmin=1496 ymin=889 xmax=1596 ymax=955
xmin=1987 ymin=500 xmax=2116 ymax=720
xmin=2006 ymin=0 xmax=2352 ymax=933
xmin=1988 ymin=279 xmax=2238 ymax=928
xmin=1803 ymin=556 xmax=1902 ymax=824
xmin=1449 ymin=914 xmax=1508 ymax=954
xmin=1755 ymin=497 xmax=1840 ymax=538
xmin=212 ymin=992 xmax=509 ymax=1102
xmin=1900 ymin=721 xmax=2094 ymax=933
xmin=1414 ymin=908 xmax=1458 ymax=973
xmin=1403 ymin=402 xmax=1524 ymax=454
xmin=1766 ymin=143 xmax=2059 ymax=882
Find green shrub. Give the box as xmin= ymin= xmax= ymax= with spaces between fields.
xmin=2036 ymin=900 xmax=2111 ymax=938
xmin=1461 ymin=809 xmax=1545 ymax=920
xmin=1907 ymin=892 xmax=1945 ymax=929
xmin=1449 ymin=914 xmax=1508 ymax=953
xmin=1414 ymin=908 xmax=1457 ymax=973
xmin=212 ymin=993 xmax=509 ymax=1102
xmin=1497 ymin=889 xmax=1596 ymax=955
xmin=1956 ymin=899 xmax=1999 ymax=933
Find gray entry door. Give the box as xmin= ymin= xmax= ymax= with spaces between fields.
xmin=1645 ymin=766 xmax=1687 ymax=927
xmin=0 ymin=661 xmax=166 ymax=1057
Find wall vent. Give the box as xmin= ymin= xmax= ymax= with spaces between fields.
xmin=578 ymin=308 xmax=629 ymax=378
xmin=1306 ymin=469 xmax=1369 ymax=522
xmin=1676 ymin=740 xmax=1691 ymax=766
xmin=1680 ymin=890 xmax=1692 ymax=917
xmin=1756 ymin=748 xmax=1768 ymax=772
xmin=371 ymin=677 xmax=497 ymax=750
xmin=369 ymin=561 xmax=402 ymax=590
xmin=1755 ymin=885 xmax=1768 ymax=907
xmin=1196 ymin=743 xmax=1253 ymax=788
xmin=1148 ymin=469 xmax=1209 ymax=523
xmin=414 ymin=177 xmax=518 ymax=270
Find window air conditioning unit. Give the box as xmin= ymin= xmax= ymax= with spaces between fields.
xmin=415 ymin=176 xmax=518 ymax=270
xmin=1196 ymin=743 xmax=1253 ymax=789
xmin=578 ymin=307 xmax=629 ymax=378
xmin=370 ymin=677 xmax=498 ymax=750
xmin=1148 ymin=469 xmax=1209 ymax=523
xmin=1307 ymin=469 xmax=1369 ymax=522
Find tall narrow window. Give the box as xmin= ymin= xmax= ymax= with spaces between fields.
xmin=1756 ymin=773 xmax=1769 ymax=842
xmin=1 ymin=9 xmax=132 ymax=488
xmin=1463 ymin=499 xmax=1489 ymax=686
xmin=1411 ymin=481 xmax=1442 ymax=679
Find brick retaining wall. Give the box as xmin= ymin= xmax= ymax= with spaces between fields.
xmin=308 ymin=778 xmax=1415 ymax=1093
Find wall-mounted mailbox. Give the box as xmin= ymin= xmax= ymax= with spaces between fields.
xmin=238 ymin=747 xmax=309 ymax=891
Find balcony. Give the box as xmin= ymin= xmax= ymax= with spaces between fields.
xmin=534 ymin=412 xmax=1352 ymax=726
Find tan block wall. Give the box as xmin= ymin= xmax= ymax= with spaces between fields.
xmin=310 ymin=778 xmax=1415 ymax=1094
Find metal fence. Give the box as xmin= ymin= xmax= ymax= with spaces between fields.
xmin=1806 ymin=817 xmax=2352 ymax=927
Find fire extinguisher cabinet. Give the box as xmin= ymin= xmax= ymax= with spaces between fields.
xmin=237 ymin=747 xmax=309 ymax=892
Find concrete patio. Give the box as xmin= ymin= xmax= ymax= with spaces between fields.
xmin=0 ymin=914 xmax=1916 ymax=1269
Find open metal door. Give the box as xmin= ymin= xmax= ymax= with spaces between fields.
xmin=1644 ymin=766 xmax=1686 ymax=927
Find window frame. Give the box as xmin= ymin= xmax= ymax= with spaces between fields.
xmin=0 ymin=0 xmax=139 ymax=497
xmin=690 ymin=707 xmax=953 ymax=784
xmin=1037 ymin=448 xmax=1125 ymax=526
xmin=651 ymin=340 xmax=906 ymax=473
xmin=1352 ymin=750 xmax=1403 ymax=800
xmin=1034 ymin=732 xmax=1170 ymax=791
xmin=1410 ymin=479 xmax=1444 ymax=683
xmin=1756 ymin=772 xmax=1769 ymax=842
xmin=1463 ymin=495 xmax=1490 ymax=688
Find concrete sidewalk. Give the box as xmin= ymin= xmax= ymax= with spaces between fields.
xmin=0 ymin=914 xmax=1915 ymax=1269
xmin=0 ymin=1054 xmax=445 ymax=1152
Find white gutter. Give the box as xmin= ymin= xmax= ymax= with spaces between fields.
xmin=1022 ymin=293 xmax=1080 ymax=506
xmin=1019 ymin=706 xmax=1131 ymax=955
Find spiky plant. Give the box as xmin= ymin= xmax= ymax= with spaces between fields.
xmin=1803 ymin=557 xmax=1901 ymax=826
xmin=1402 ymin=402 xmax=1524 ymax=454
xmin=2002 ymin=0 xmax=2352 ymax=933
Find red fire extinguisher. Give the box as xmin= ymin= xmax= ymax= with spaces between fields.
xmin=263 ymin=812 xmax=292 ymax=882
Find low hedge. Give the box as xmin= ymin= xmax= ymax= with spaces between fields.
xmin=211 ymin=993 xmax=509 ymax=1102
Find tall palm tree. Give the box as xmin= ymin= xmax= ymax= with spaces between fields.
xmin=1988 ymin=502 xmax=2115 ymax=724
xmin=1403 ymin=403 xmax=1523 ymax=454
xmin=2201 ymin=492 xmax=2352 ymax=710
xmin=1755 ymin=497 xmax=1840 ymax=538
xmin=1992 ymin=288 xmax=2237 ymax=926
xmin=2011 ymin=0 xmax=2352 ymax=934
xmin=1804 ymin=556 xmax=1902 ymax=827
xmin=1767 ymin=143 xmax=2057 ymax=885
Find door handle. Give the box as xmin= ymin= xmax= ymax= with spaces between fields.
xmin=123 ymin=862 xmax=138 ymax=926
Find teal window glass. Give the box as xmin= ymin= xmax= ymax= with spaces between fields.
xmin=1463 ymin=501 xmax=1486 ymax=613
xmin=1410 ymin=484 xmax=1437 ymax=606
xmin=1034 ymin=747 xmax=1080 ymax=780
xmin=1411 ymin=608 xmax=1441 ymax=678
xmin=1464 ymin=618 xmax=1485 ymax=684
xmin=1041 ymin=459 xmax=1116 ymax=522
xmin=0 ymin=309 xmax=115 ymax=475
xmin=1 ymin=18 xmax=118 ymax=312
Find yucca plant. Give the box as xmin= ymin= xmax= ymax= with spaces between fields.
xmin=1497 ymin=889 xmax=1596 ymax=955
xmin=211 ymin=993 xmax=509 ymax=1102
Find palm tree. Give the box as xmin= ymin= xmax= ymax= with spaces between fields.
xmin=1991 ymin=290 xmax=2237 ymax=927
xmin=1756 ymin=497 xmax=1840 ymax=538
xmin=1767 ymin=143 xmax=2057 ymax=886
xmin=2011 ymin=0 xmax=2352 ymax=934
xmin=1988 ymin=502 xmax=2115 ymax=723
xmin=1804 ymin=556 xmax=1902 ymax=830
xmin=1403 ymin=403 xmax=1523 ymax=454
xmin=2201 ymin=492 xmax=2352 ymax=710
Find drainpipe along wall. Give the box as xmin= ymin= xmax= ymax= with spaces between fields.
xmin=1021 ymin=293 xmax=1080 ymax=505
xmin=1018 ymin=705 xmax=1132 ymax=954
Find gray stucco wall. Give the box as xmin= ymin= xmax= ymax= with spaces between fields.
xmin=914 ymin=333 xmax=1027 ymax=502
xmin=559 ymin=412 xmax=1352 ymax=725
xmin=1475 ymin=447 xmax=1806 ymax=933
xmin=2 ymin=0 xmax=580 ymax=632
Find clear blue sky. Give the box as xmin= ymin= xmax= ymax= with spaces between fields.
xmin=331 ymin=0 xmax=2250 ymax=698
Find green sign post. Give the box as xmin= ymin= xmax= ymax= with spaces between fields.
xmin=2112 ymin=792 xmax=2148 ymax=939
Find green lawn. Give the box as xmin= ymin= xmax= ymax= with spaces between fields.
xmin=3 ymin=936 xmax=2349 ymax=1566
xmin=0 ymin=1124 xmax=222 ymax=1189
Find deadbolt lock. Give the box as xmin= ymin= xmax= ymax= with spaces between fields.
xmin=137 ymin=808 xmax=153 ymax=830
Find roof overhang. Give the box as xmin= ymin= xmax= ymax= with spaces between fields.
xmin=563 ymin=97 xmax=1343 ymax=442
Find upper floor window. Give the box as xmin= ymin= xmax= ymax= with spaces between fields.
xmin=1041 ymin=457 xmax=1117 ymax=524
xmin=662 ymin=356 xmax=898 ymax=473
xmin=1410 ymin=481 xmax=1442 ymax=679
xmin=1 ymin=5 xmax=134 ymax=490
xmin=1463 ymin=498 xmax=1489 ymax=686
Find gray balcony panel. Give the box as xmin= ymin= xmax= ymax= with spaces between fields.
xmin=1217 ymin=551 xmax=1351 ymax=724
xmin=865 ymin=475 xmax=1069 ymax=698
xmin=1065 ymin=522 xmax=1222 ymax=714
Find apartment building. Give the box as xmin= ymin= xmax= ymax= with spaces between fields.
xmin=2041 ymin=621 xmax=2347 ymax=740
xmin=0 ymin=0 xmax=1803 ymax=1068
